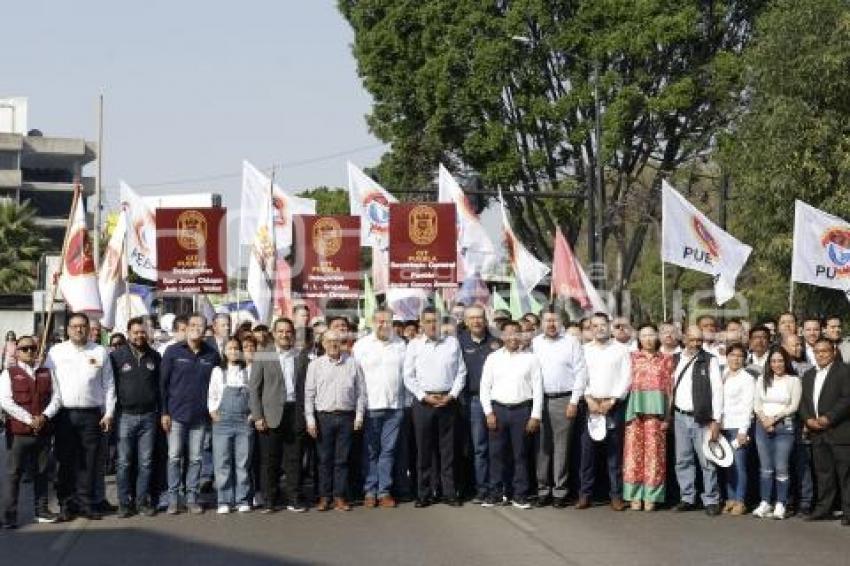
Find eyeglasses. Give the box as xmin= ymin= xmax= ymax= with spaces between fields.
xmin=17 ymin=345 xmax=36 ymax=352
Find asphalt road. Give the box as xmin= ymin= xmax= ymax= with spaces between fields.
xmin=0 ymin=438 xmax=847 ymax=566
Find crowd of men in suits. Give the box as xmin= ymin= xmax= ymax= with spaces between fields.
xmin=0 ymin=304 xmax=848 ymax=528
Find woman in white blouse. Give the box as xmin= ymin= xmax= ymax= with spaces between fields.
xmin=720 ymin=343 xmax=755 ymax=516
xmin=752 ymin=347 xmax=802 ymax=520
xmin=208 ymin=337 xmax=253 ymax=514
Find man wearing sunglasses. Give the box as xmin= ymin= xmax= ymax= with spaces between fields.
xmin=0 ymin=336 xmax=61 ymax=527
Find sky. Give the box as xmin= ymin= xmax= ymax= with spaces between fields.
xmin=0 ymin=0 xmax=386 ymax=214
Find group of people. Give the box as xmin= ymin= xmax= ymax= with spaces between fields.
xmin=1 ymin=304 xmax=848 ymax=529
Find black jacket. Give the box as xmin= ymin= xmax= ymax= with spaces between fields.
xmin=800 ymin=361 xmax=850 ymax=445
xmin=110 ymin=344 xmax=162 ymax=415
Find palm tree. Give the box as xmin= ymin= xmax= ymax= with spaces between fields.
xmin=0 ymin=200 xmax=48 ymax=293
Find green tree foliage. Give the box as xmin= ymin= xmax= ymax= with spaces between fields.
xmin=721 ymin=0 xmax=850 ymax=317
xmin=297 ymin=186 xmax=349 ymax=215
xmin=0 ymin=200 xmax=49 ymax=293
xmin=339 ymin=0 xmax=764 ymax=296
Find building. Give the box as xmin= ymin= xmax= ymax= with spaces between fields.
xmin=0 ymin=96 xmax=96 ymax=249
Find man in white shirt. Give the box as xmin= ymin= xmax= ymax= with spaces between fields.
xmin=801 ymin=316 xmax=822 ymax=366
xmin=747 ymin=325 xmax=771 ymax=375
xmin=45 ymin=312 xmax=116 ymax=521
xmin=612 ymin=316 xmax=637 ymax=351
xmin=353 ymin=308 xmax=407 ymax=509
xmin=672 ymin=325 xmax=724 ymax=516
xmin=480 ymin=321 xmax=542 ymax=509
xmin=403 ymin=307 xmax=467 ymax=507
xmin=659 ymin=322 xmax=682 ymax=355
xmin=532 ymin=307 xmax=587 ymax=508
xmin=0 ymin=335 xmax=61 ymax=527
xmin=577 ymin=313 xmax=632 ymax=511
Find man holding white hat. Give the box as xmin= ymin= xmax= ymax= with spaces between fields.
xmin=577 ymin=313 xmax=632 ymax=511
xmin=672 ymin=325 xmax=724 ymax=516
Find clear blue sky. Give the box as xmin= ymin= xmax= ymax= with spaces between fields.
xmin=0 ymin=0 xmax=385 ymax=213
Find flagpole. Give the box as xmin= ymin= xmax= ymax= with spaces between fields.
xmin=94 ymin=93 xmax=104 ymax=267
xmin=38 ymin=183 xmax=82 ymax=361
xmin=268 ymin=166 xmax=277 ymax=325
xmin=661 ymin=261 xmax=668 ymax=321
xmin=788 ymin=281 xmax=794 ymax=312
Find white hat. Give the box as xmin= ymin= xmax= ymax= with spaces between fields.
xmin=587 ymin=414 xmax=607 ymax=442
xmin=702 ymin=433 xmax=734 ymax=468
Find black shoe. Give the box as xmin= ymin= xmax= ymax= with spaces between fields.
xmin=797 ymin=505 xmax=812 ymax=517
xmin=841 ymin=517 xmax=850 ymax=526
xmin=81 ymin=509 xmax=103 ymax=521
xmin=535 ymin=495 xmax=552 ymax=508
xmin=674 ymin=501 xmax=697 ymax=512
xmin=199 ymin=479 xmax=214 ymax=494
xmin=2 ymin=519 xmax=16 ymax=530
xmin=95 ymin=501 xmax=117 ymax=514
xmin=138 ymin=503 xmax=156 ymax=517
xmin=552 ymin=497 xmax=569 ymax=509
xmin=414 ymin=498 xmax=432 ymax=508
xmin=805 ymin=511 xmax=832 ymax=521
xmin=35 ymin=509 xmax=59 ymax=524
xmin=117 ymin=506 xmax=134 ymax=519
xmin=445 ymin=498 xmax=463 ymax=507
xmin=471 ymin=493 xmax=486 ymax=505
xmin=705 ymin=504 xmax=721 ymax=516
xmin=286 ymin=500 xmax=307 ymax=513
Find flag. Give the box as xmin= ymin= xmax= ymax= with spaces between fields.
xmin=550 ymin=227 xmax=607 ymax=313
xmin=499 ymin=191 xmax=550 ymax=294
xmin=372 ymin=247 xmax=389 ymax=295
xmin=59 ymin=191 xmax=102 ymax=315
xmin=121 ymin=181 xmax=157 ymax=281
xmin=434 ymin=289 xmax=447 ymax=317
xmin=113 ymin=284 xmax=153 ymax=334
xmin=456 ymin=271 xmax=490 ymax=307
xmin=247 ymin=178 xmax=276 ymax=324
xmin=509 ymin=277 xmax=543 ymax=319
xmin=387 ymin=288 xmax=426 ymax=321
xmin=491 ymin=287 xmax=511 ymax=314
xmin=98 ymin=210 xmax=128 ymax=328
xmin=791 ymin=200 xmax=850 ymax=291
xmin=576 ymin=260 xmax=609 ymax=314
xmin=348 ymin=162 xmax=397 ymax=247
xmin=438 ymin=164 xmax=498 ymax=277
xmin=363 ymin=273 xmax=377 ymax=328
xmin=661 ymin=180 xmax=752 ymax=305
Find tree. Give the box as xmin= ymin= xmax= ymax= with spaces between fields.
xmin=339 ymin=0 xmax=765 ymax=297
xmin=0 ymin=200 xmax=49 ymax=293
xmin=721 ymin=0 xmax=850 ymax=317
xmin=297 ymin=186 xmax=349 ymax=215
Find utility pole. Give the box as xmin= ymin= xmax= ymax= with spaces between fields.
xmin=94 ymin=93 xmax=104 ymax=266
xmin=590 ymin=62 xmax=604 ymax=289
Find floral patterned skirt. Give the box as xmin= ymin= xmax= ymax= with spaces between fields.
xmin=623 ymin=415 xmax=667 ymax=502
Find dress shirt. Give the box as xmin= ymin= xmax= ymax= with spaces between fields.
xmin=45 ymin=340 xmax=116 ymax=417
xmin=277 ymin=347 xmax=297 ymax=403
xmin=0 ymin=362 xmax=61 ymax=425
xmin=747 ymin=351 xmax=769 ymax=375
xmin=479 ymin=348 xmax=544 ymax=420
xmin=403 ymin=334 xmax=466 ymax=401
xmin=582 ymin=340 xmax=632 ymax=400
xmin=754 ymin=374 xmax=802 ymax=419
xmin=352 ymin=334 xmax=407 ymax=410
xmin=304 ymin=354 xmax=366 ymax=428
xmin=531 ymin=332 xmax=588 ymax=402
xmin=813 ymin=364 xmax=831 ymax=416
xmin=673 ymin=351 xmax=723 ymax=422
xmin=721 ymin=368 xmax=755 ymax=434
xmin=208 ymin=365 xmax=250 ymax=412
xmin=805 ymin=344 xmax=816 ymax=366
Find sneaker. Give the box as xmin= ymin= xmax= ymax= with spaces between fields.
xmin=216 ymin=505 xmax=231 ymax=515
xmin=138 ymin=503 xmax=157 ymax=517
xmin=237 ymin=504 xmax=252 ymax=513
xmin=471 ymin=493 xmax=486 ymax=505
xmin=188 ymin=503 xmax=204 ymax=515
xmin=166 ymin=503 xmax=180 ymax=515
xmin=286 ymin=501 xmax=307 ymax=513
xmin=773 ymin=503 xmax=787 ymax=520
xmin=481 ymin=495 xmax=501 ymax=508
xmin=753 ymin=501 xmax=773 ymax=518
xmin=35 ymin=509 xmax=59 ymax=524
xmin=512 ymin=498 xmax=532 ymax=510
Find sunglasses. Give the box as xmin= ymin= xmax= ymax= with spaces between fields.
xmin=18 ymin=345 xmax=37 ymax=352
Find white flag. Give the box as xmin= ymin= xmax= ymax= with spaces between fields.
xmin=348 ymin=162 xmax=397 ymax=248
xmin=247 ymin=180 xmax=276 ymax=324
xmin=241 ymin=160 xmax=316 ymax=254
xmin=438 ymin=164 xmax=498 ymax=276
xmin=121 ymin=181 xmax=157 ymax=281
xmin=791 ymin=200 xmax=850 ymax=291
xmin=661 ymin=180 xmax=752 ymax=305
xmin=59 ymin=194 xmax=103 ymax=315
xmin=499 ymin=190 xmax=550 ymax=294
xmin=98 ymin=211 xmax=128 ymax=328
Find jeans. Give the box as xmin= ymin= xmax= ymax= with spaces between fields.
xmin=117 ymin=412 xmax=157 ymax=506
xmin=755 ymin=419 xmax=795 ymax=505
xmin=722 ymin=429 xmax=748 ymax=502
xmin=167 ymin=420 xmax=206 ymax=505
xmin=364 ymin=409 xmax=403 ymax=498
xmin=488 ymin=402 xmax=532 ymax=499
xmin=392 ymin=407 xmax=416 ymax=499
xmin=316 ymin=412 xmax=355 ymax=499
xmin=578 ymin=403 xmax=624 ymax=499
xmin=468 ymin=396 xmax=490 ymax=497
xmin=673 ymin=411 xmax=719 ymax=505
xmin=212 ymin=387 xmax=253 ymax=506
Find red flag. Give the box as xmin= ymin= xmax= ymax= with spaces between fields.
xmin=550 ymin=228 xmax=591 ymax=310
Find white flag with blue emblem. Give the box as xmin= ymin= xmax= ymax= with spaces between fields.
xmin=348 ymin=162 xmax=397 ymax=248
xmin=791 ymin=200 xmax=850 ymax=291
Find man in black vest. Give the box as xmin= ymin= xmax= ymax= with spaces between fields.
xmin=800 ymin=337 xmax=850 ymax=524
xmin=0 ymin=335 xmax=60 ymax=527
xmin=672 ymin=325 xmax=724 ymax=515
xmin=110 ymin=317 xmax=161 ymax=518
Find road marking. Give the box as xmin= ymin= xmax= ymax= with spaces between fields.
xmin=495 ymin=508 xmax=581 ymax=565
xmin=48 ymin=518 xmax=88 ymax=564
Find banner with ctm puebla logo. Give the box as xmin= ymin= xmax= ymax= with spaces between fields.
xmin=156 ymin=207 xmax=228 ymax=294
xmin=292 ymin=215 xmax=361 ymax=300
xmin=388 ymin=202 xmax=457 ymax=289
xmin=792 ymin=200 xmax=850 ymax=291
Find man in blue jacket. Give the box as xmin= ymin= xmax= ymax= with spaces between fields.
xmin=160 ymin=313 xmax=220 ymax=515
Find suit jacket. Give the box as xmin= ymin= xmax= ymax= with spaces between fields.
xmin=249 ymin=347 xmax=309 ymax=430
xmin=800 ymin=361 xmax=850 ymax=445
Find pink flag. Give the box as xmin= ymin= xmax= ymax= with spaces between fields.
xmin=550 ymin=228 xmax=591 ymax=310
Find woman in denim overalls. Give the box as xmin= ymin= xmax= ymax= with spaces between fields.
xmin=208 ymin=338 xmax=253 ymax=513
